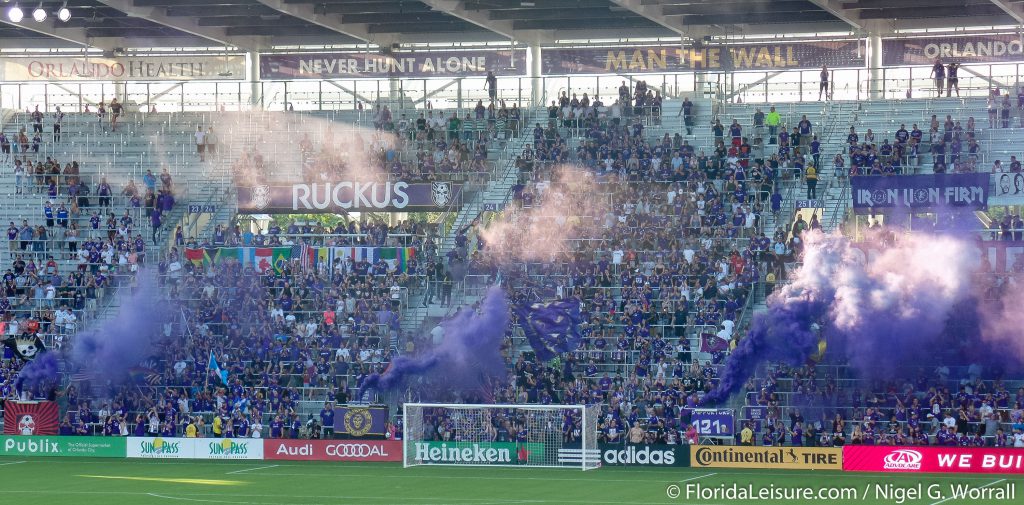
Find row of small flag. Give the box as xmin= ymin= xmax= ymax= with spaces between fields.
xmin=183 ymin=246 xmax=416 ymax=273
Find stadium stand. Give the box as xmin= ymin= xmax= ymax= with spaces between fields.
xmin=3 ymin=2 xmax=1024 ymax=460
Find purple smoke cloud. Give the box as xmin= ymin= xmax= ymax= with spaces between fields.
xmin=704 ymin=230 xmax=998 ymax=404
xmin=14 ymin=351 xmax=59 ymax=394
xmin=361 ymin=285 xmax=509 ymax=400
xmin=16 ymin=271 xmax=173 ymax=394
xmin=67 ymin=272 xmax=170 ymax=381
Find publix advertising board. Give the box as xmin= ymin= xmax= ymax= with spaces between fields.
xmin=127 ymin=437 xmax=264 ymax=460
xmin=0 ymin=436 xmax=125 ymax=457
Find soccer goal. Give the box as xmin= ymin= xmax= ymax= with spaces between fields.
xmin=403 ymin=403 xmax=601 ymax=470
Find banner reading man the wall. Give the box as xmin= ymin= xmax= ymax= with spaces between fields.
xmin=541 ymin=40 xmax=862 ymax=73
xmin=850 ymin=174 xmax=990 ymax=214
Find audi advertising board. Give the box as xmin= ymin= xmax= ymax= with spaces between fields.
xmin=265 ymin=439 xmax=402 ymax=462
xmin=845 ymin=446 xmax=1024 ymax=474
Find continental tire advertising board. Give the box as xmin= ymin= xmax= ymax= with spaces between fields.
xmin=691 ymin=446 xmax=842 ymax=470
xmin=0 ymin=435 xmax=125 ymax=457
xmin=597 ymin=444 xmax=689 ymax=466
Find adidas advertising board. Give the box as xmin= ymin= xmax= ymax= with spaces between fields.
xmin=558 ymin=444 xmax=690 ymax=466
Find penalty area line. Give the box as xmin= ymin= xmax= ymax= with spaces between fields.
xmin=226 ymin=465 xmax=279 ymax=475
xmin=679 ymin=472 xmax=717 ymax=484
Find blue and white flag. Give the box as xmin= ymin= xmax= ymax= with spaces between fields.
xmin=207 ymin=351 xmax=229 ymax=386
xmin=515 ymin=299 xmax=584 ymax=361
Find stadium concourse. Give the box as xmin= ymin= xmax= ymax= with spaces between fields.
xmin=2 ymin=1 xmax=1024 ymax=503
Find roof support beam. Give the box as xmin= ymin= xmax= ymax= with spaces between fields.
xmin=93 ymin=0 xmax=267 ymax=50
xmin=418 ymin=0 xmax=519 ymax=40
xmin=988 ymin=0 xmax=1024 ymax=24
xmin=609 ymin=0 xmax=685 ymax=36
xmin=254 ymin=0 xmax=392 ymax=45
xmin=0 ymin=19 xmax=116 ymax=51
xmin=806 ymin=0 xmax=886 ymax=33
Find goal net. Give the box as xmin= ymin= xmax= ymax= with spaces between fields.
xmin=402 ymin=403 xmax=600 ymax=470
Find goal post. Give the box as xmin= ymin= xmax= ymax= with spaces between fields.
xmin=402 ymin=403 xmax=600 ymax=471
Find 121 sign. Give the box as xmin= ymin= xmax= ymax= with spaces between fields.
xmin=691 ymin=409 xmax=734 ymax=436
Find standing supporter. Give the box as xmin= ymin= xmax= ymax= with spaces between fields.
xmin=486 ymin=71 xmax=498 ymax=102
xmin=766 ymin=107 xmax=780 ymax=144
xmin=929 ymin=58 xmax=945 ymax=97
xmin=31 ymin=106 xmax=43 ymax=134
xmin=110 ymin=98 xmax=123 ymax=131
xmin=205 ymin=127 xmax=217 ymax=159
xmin=195 ymin=126 xmax=206 ymax=162
xmin=53 ymin=106 xmax=64 ymax=142
xmin=818 ymin=65 xmax=829 ymax=101
xmin=946 ymin=62 xmax=960 ymax=97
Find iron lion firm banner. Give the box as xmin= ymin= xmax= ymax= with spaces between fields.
xmin=541 ymin=41 xmax=862 ymax=73
xmin=883 ymin=34 xmax=1024 ymax=65
xmin=260 ymin=49 xmax=523 ymax=79
xmin=0 ymin=55 xmax=246 ymax=81
xmin=690 ymin=446 xmax=842 ymax=470
xmin=850 ymin=173 xmax=990 ymax=214
xmin=237 ymin=181 xmax=462 ymax=214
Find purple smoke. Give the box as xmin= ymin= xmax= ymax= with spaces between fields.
xmin=361 ymin=285 xmax=509 ymax=399
xmin=704 ymin=230 xmax=993 ymax=404
xmin=68 ymin=272 xmax=171 ymax=382
xmin=15 ymin=271 xmax=173 ymax=394
xmin=14 ymin=352 xmax=59 ymax=394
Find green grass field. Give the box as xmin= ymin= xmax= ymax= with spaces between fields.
xmin=0 ymin=457 xmax=1020 ymax=505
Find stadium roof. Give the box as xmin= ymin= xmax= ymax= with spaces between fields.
xmin=0 ymin=0 xmax=1021 ymax=51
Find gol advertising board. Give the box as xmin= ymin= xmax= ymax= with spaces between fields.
xmin=597 ymin=444 xmax=689 ymax=467
xmin=691 ymin=446 xmax=842 ymax=470
xmin=0 ymin=436 xmax=126 ymax=458
xmin=845 ymin=446 xmax=1024 ymax=474
xmin=237 ymin=182 xmax=462 ymax=214
xmin=411 ymin=441 xmax=543 ymax=466
xmin=265 ymin=439 xmax=401 ymax=462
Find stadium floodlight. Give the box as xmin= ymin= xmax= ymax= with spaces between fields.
xmin=57 ymin=2 xmax=69 ymax=22
xmin=8 ymin=4 xmax=23 ymax=23
xmin=32 ymin=2 xmax=45 ymax=22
